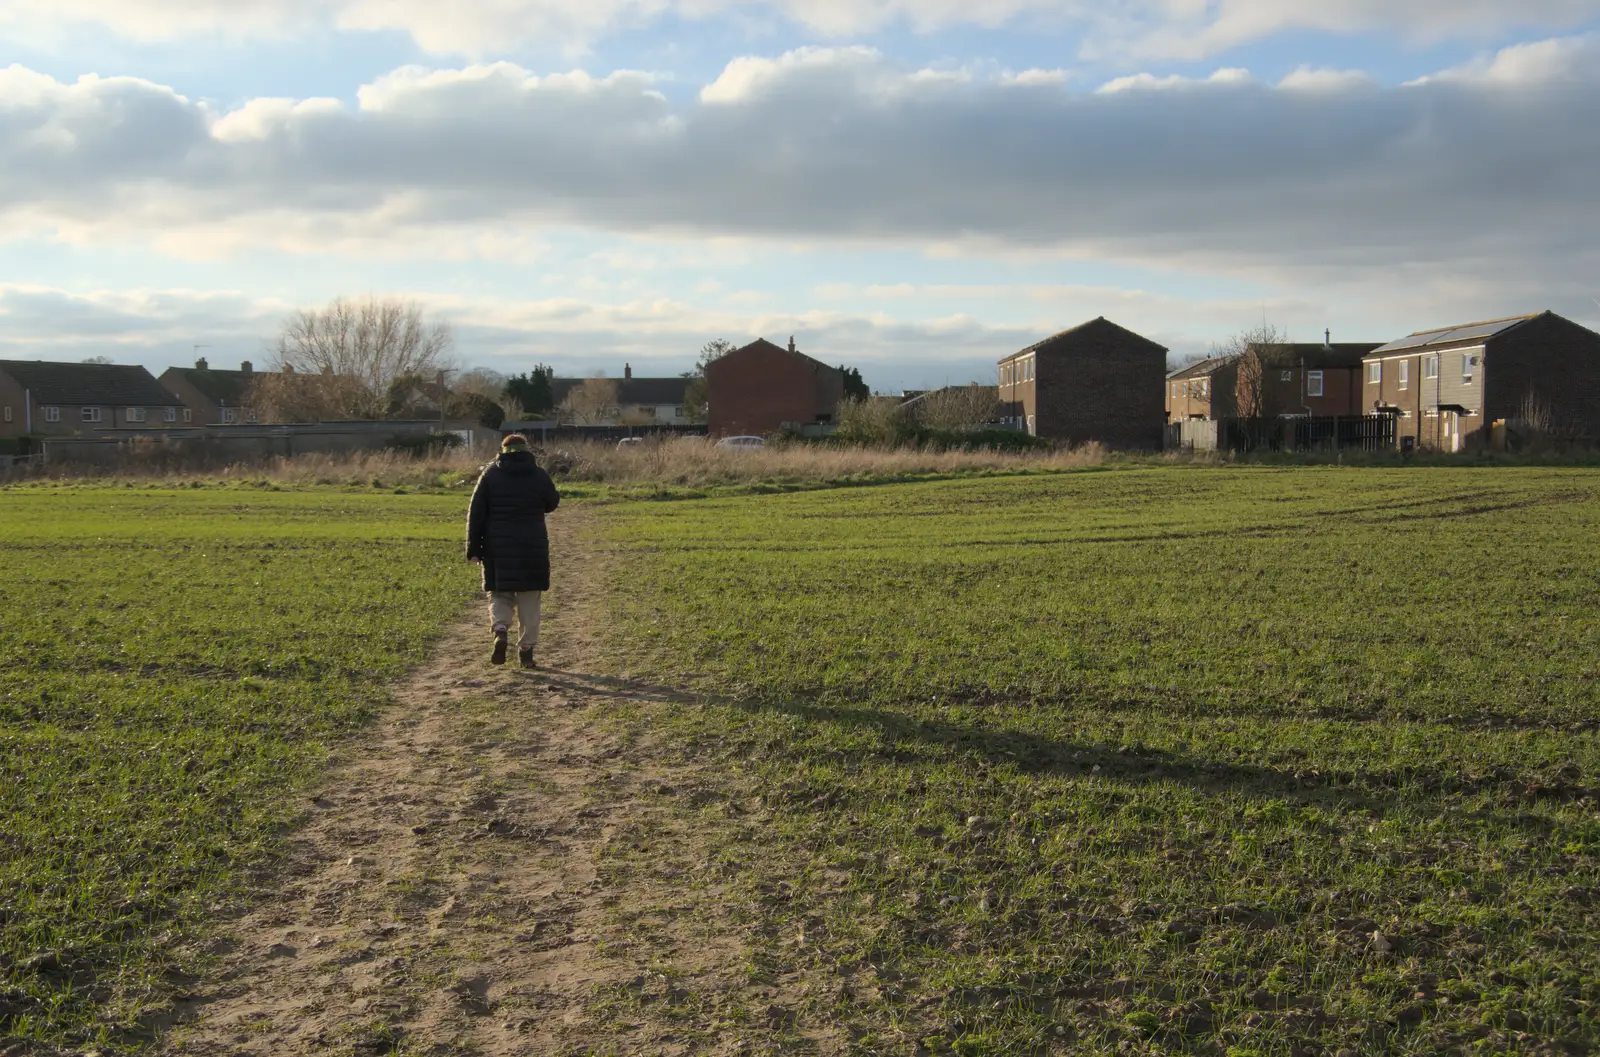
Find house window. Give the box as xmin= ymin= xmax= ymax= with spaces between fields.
xmin=1197 ymin=379 xmax=1208 ymax=396
xmin=44 ymin=406 xmax=60 ymax=423
xmin=2 ymin=407 xmax=9 ymax=423
xmin=220 ymin=408 xmax=235 ymax=424
xmin=1462 ymin=353 xmax=1478 ymax=384
xmin=183 ymin=408 xmax=192 ymax=423
xmin=1368 ymin=362 xmax=1382 ymax=384
xmin=1424 ymin=355 xmax=1439 ymax=380
xmin=245 ymin=409 xmax=259 ymax=424
xmin=1026 ymin=359 xmax=1034 ymax=382
xmin=163 ymin=407 xmax=177 ymax=423
xmin=1397 ymin=360 xmax=1409 ymax=390
xmin=82 ymin=407 xmax=102 ymax=423
xmin=675 ymin=406 xmax=685 ymax=418
xmin=1307 ymin=370 xmax=1324 ymax=397
xmin=127 ymin=407 xmax=147 ymax=423
xmin=1280 ymin=370 xmax=1293 ymax=382
xmin=1026 ymin=414 xmax=1035 ymax=435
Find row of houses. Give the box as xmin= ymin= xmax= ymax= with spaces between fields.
xmin=1161 ymin=311 xmax=1600 ymax=452
xmin=7 ymin=309 xmax=1599 ymax=453
xmin=0 ymin=357 xmax=263 ymax=439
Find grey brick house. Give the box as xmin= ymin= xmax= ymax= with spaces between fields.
xmin=998 ymin=317 xmax=1168 ymax=449
xmin=1363 ymin=312 xmax=1600 ymax=451
xmin=159 ymin=358 xmax=266 ymax=425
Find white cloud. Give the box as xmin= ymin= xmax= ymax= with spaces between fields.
xmin=3 ymin=38 xmax=1600 ymax=311
xmin=1276 ymin=67 xmax=1376 ymax=92
xmin=2 ymin=0 xmax=1598 ymax=57
xmin=1096 ymin=67 xmax=1252 ymax=93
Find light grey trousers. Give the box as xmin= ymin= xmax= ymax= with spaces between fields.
xmin=489 ymin=591 xmax=543 ymax=650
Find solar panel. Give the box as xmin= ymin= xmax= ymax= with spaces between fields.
xmin=1370 ymin=315 xmax=1533 ymax=355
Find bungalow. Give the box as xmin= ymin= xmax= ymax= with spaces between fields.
xmin=0 ymin=359 xmax=187 ymax=438
xmin=552 ymin=364 xmax=693 ymax=426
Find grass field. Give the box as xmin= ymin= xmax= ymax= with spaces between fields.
xmin=603 ymin=467 xmax=1600 ymax=1055
xmin=0 ymin=488 xmax=471 ymax=1048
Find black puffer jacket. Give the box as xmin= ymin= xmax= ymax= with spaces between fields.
xmin=465 ymin=451 xmax=561 ymax=592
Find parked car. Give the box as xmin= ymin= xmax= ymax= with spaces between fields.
xmin=714 ymin=435 xmax=765 ymax=450
xmin=617 ymin=437 xmax=644 ymax=449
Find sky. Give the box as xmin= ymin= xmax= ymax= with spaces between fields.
xmin=2 ymin=1 xmax=1599 ymax=393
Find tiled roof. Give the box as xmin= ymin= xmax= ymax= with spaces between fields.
xmin=1000 ymin=316 xmax=1168 ymax=363
xmin=551 ymin=376 xmax=691 ymax=406
xmin=1167 ymin=355 xmax=1235 ymax=380
xmin=161 ymin=366 xmax=261 ymax=406
xmin=1251 ymin=342 xmax=1384 ymax=368
xmin=0 ymin=360 xmax=184 ymax=407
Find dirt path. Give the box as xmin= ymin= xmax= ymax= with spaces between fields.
xmin=160 ymin=512 xmax=808 ymax=1057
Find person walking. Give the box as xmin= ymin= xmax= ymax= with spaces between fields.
xmin=466 ymin=433 xmax=561 ymax=668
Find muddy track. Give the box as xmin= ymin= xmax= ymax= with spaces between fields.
xmin=158 ymin=511 xmax=814 ymax=1057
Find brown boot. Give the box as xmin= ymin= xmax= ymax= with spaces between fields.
xmin=491 ymin=627 xmax=508 ymax=666
xmin=518 ymin=648 xmax=536 ymax=670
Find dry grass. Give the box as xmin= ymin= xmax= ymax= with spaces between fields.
xmin=6 ymin=436 xmax=1107 ymax=493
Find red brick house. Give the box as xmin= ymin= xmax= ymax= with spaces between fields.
xmin=1166 ymin=356 xmax=1235 ymax=422
xmin=706 ymin=337 xmax=845 ymax=437
xmin=1363 ymin=311 xmax=1600 ymax=451
xmin=998 ymin=317 xmax=1167 ymax=449
xmin=1235 ymin=338 xmax=1380 ymax=419
xmin=0 ymin=359 xmax=187 ymax=438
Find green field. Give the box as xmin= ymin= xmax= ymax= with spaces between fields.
xmin=0 ymin=488 xmax=471 ymax=1047
xmin=605 ymin=468 xmax=1600 ymax=1055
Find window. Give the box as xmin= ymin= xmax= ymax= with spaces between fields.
xmin=127 ymin=407 xmax=147 ymax=423
xmin=1423 ymin=355 xmax=1439 ymax=380
xmin=1462 ymin=353 xmax=1478 ymax=384
xmin=1197 ymin=379 xmax=1208 ymax=396
xmin=1307 ymin=370 xmax=1324 ymax=397
xmin=1181 ymin=381 xmax=1191 ymax=396
xmin=2 ymin=406 xmax=10 ymax=423
xmin=163 ymin=407 xmax=177 ymax=423
xmin=1026 ymin=414 xmax=1035 ymax=435
xmin=44 ymin=406 xmax=60 ymax=423
xmin=220 ymin=408 xmax=235 ymax=424
xmin=183 ymin=408 xmax=192 ymax=423
xmin=1025 ymin=358 xmax=1034 ymax=382
xmin=674 ymin=406 xmax=685 ymax=418
xmin=1397 ymin=360 xmax=1409 ymax=390
xmin=1280 ymin=370 xmax=1293 ymax=382
xmin=1368 ymin=362 xmax=1382 ymax=384
xmin=81 ymin=407 xmax=101 ymax=423
xmin=245 ymin=409 xmax=259 ymax=424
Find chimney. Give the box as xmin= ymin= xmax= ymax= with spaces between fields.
xmin=240 ymin=360 xmax=253 ymax=375
xmin=1324 ymin=328 xmax=1332 ymax=348
xmin=195 ymin=356 xmax=209 ymax=370
xmin=624 ymin=363 xmax=633 ymax=380
xmin=788 ymin=336 xmax=797 ymax=354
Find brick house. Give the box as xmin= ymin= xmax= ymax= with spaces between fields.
xmin=1235 ymin=338 xmax=1380 ymax=419
xmin=1363 ymin=311 xmax=1600 ymax=451
xmin=1166 ymin=356 xmax=1236 ymax=422
xmin=551 ymin=364 xmax=692 ymax=426
xmin=0 ymin=360 xmax=187 ymax=438
xmin=998 ymin=317 xmax=1167 ymax=449
xmin=159 ymin=358 xmax=267 ymax=425
xmin=706 ymin=338 xmax=845 ymax=437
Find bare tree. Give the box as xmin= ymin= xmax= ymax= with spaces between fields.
xmin=559 ymin=376 xmax=619 ymax=425
xmin=453 ymin=367 xmax=508 ymax=402
xmin=1216 ymin=323 xmax=1295 ymax=419
xmin=81 ymin=355 xmax=115 ymax=365
xmin=909 ymin=384 xmax=999 ymax=432
xmin=251 ymin=296 xmax=454 ymax=422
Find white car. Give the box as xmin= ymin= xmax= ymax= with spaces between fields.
xmin=616 ymin=437 xmax=645 ymax=449
xmin=714 ymin=435 xmax=765 ymax=450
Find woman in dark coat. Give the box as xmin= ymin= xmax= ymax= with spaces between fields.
xmin=466 ymin=434 xmax=561 ymax=667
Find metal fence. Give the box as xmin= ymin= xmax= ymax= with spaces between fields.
xmin=1166 ymin=414 xmax=1396 ymax=453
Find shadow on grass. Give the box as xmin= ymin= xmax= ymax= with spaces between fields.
xmin=536 ymin=667 xmax=1592 ymax=818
